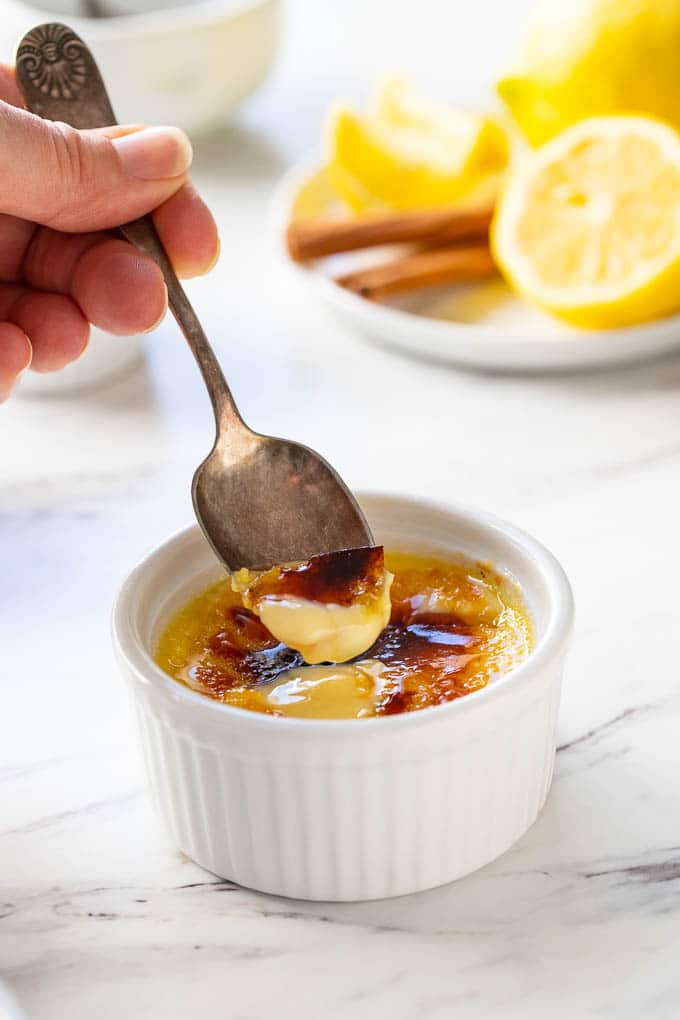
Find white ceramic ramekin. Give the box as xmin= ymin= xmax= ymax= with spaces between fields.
xmin=113 ymin=493 xmax=573 ymax=901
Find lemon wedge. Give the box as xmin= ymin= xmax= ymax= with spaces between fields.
xmin=491 ymin=116 xmax=680 ymax=328
xmin=289 ymin=167 xmax=344 ymax=221
xmin=327 ymin=79 xmax=509 ymax=212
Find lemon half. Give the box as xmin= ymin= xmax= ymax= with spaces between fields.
xmin=491 ymin=115 xmax=680 ymax=329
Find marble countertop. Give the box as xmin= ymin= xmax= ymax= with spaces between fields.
xmin=2 ymin=1 xmax=680 ymax=1017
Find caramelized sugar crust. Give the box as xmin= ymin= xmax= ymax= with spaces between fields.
xmin=239 ymin=545 xmax=385 ymax=606
xmin=156 ymin=551 xmax=532 ymax=718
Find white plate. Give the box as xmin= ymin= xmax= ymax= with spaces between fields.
xmin=272 ymin=156 xmax=680 ymax=373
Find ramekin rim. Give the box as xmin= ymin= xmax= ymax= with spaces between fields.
xmin=112 ymin=492 xmax=574 ymax=733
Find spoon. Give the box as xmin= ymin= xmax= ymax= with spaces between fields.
xmin=16 ymin=23 xmax=373 ymax=570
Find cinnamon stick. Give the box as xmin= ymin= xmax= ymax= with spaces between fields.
xmin=287 ymin=205 xmax=493 ymax=262
xmin=336 ymin=243 xmax=497 ymax=300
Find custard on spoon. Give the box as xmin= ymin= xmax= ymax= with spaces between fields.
xmin=231 ymin=546 xmax=393 ymax=664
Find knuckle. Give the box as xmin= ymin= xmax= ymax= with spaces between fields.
xmin=44 ymin=123 xmax=94 ymax=228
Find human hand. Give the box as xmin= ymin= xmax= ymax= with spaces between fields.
xmin=0 ymin=65 xmax=219 ymax=400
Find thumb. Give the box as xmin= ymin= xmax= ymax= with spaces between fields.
xmin=0 ymin=103 xmax=192 ymax=231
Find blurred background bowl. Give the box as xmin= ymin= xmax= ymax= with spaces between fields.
xmin=0 ymin=0 xmax=280 ymax=135
xmin=18 ymin=328 xmax=145 ymax=397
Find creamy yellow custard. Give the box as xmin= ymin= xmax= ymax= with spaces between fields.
xmin=156 ymin=549 xmax=533 ymax=720
xmin=231 ymin=546 xmax=393 ymax=664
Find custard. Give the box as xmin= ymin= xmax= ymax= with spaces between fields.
xmin=156 ymin=549 xmax=533 ymax=719
xmin=231 ymin=546 xmax=393 ymax=664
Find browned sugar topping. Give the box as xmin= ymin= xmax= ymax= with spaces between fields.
xmin=248 ymin=545 xmax=385 ymax=606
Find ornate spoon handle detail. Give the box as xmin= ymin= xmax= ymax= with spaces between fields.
xmin=16 ymin=22 xmax=245 ymax=433
xmin=17 ymin=23 xmax=111 ymax=126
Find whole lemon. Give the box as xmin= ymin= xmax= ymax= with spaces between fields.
xmin=497 ymin=0 xmax=680 ymax=145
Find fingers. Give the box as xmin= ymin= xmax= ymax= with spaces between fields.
xmin=153 ymin=183 xmax=220 ymax=278
xmin=11 ymin=292 xmax=89 ymax=371
xmin=0 ymin=284 xmax=88 ymax=372
xmin=0 ymin=102 xmax=192 ymax=231
xmin=71 ymin=239 xmax=167 ymax=335
xmin=18 ymin=225 xmax=103 ymax=291
xmin=13 ymin=179 xmax=219 ymax=334
xmin=0 ymin=66 xmax=99 ymax=382
xmin=19 ymin=181 xmax=220 ymax=298
xmin=0 ymin=214 xmax=37 ymax=280
xmin=18 ymin=233 xmax=182 ymax=338
xmin=0 ymin=68 xmax=218 ymax=353
xmin=0 ymin=323 xmax=31 ymax=401
xmin=22 ymin=233 xmax=167 ymax=334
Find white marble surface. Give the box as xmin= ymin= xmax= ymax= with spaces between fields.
xmin=2 ymin=1 xmax=680 ymax=1017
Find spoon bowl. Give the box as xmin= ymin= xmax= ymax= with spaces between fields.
xmin=193 ymin=430 xmax=372 ymax=570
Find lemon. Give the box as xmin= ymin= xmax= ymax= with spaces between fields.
xmin=373 ymin=79 xmax=508 ymax=168
xmin=327 ymin=79 xmax=509 ymax=213
xmin=497 ymin=0 xmax=680 ymax=146
xmin=289 ymin=167 xmax=344 ymax=221
xmin=491 ymin=116 xmax=680 ymax=328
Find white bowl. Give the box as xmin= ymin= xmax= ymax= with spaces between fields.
xmin=113 ymin=493 xmax=573 ymax=901
xmin=1 ymin=0 xmax=279 ymax=135
xmin=18 ymin=327 xmax=144 ymax=397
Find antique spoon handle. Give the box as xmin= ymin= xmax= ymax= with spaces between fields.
xmin=15 ymin=22 xmax=244 ymax=433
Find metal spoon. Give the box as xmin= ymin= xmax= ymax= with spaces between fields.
xmin=16 ymin=23 xmax=373 ymax=570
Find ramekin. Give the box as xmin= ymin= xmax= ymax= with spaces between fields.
xmin=113 ymin=493 xmax=573 ymax=901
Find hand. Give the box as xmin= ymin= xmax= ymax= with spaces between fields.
xmin=0 ymin=65 xmax=219 ymax=400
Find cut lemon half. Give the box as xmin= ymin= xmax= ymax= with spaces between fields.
xmin=327 ymin=79 xmax=509 ymax=213
xmin=492 ymin=115 xmax=680 ymax=328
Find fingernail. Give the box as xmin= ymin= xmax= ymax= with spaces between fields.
xmin=113 ymin=127 xmax=193 ymax=180
xmin=182 ymin=234 xmax=222 ymax=280
xmin=18 ymin=333 xmax=32 ymax=375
